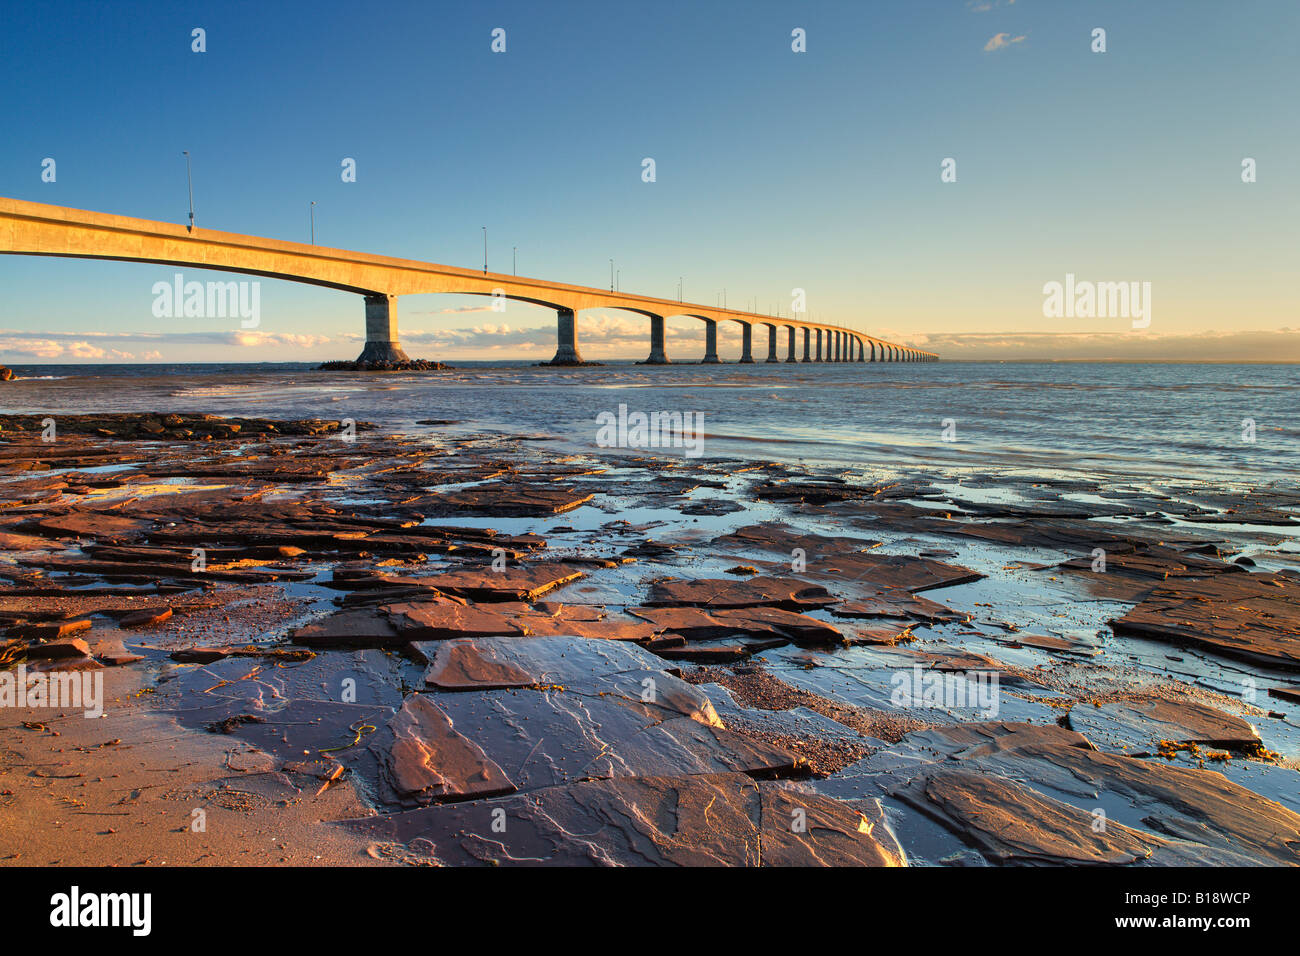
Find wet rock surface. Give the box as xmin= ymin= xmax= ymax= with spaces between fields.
xmin=345 ymin=772 xmax=904 ymax=866
xmin=1066 ymin=698 xmax=1262 ymax=752
xmin=1 ymin=414 xmax=1297 ymax=867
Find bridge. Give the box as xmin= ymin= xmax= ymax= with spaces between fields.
xmin=0 ymin=197 xmax=937 ymax=366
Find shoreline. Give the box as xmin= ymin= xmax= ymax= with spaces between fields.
xmin=0 ymin=412 xmax=1297 ymax=866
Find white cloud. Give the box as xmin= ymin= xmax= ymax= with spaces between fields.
xmin=0 ymin=328 xmax=333 ymax=360
xmin=902 ymin=329 xmax=1300 ymax=362
xmin=984 ymin=32 xmax=1026 ymax=52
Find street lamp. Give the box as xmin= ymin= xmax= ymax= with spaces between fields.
xmin=310 ymin=201 xmax=316 ymax=245
xmin=616 ymin=269 xmax=620 ymax=292
xmin=482 ymin=227 xmax=488 ymax=273
xmin=182 ymin=151 xmax=195 ymax=233
xmin=609 ymin=258 xmax=614 ymax=292
xmin=678 ymin=276 xmax=683 ymax=302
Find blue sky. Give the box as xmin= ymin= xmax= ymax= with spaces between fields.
xmin=1 ymin=0 xmax=1296 ymax=362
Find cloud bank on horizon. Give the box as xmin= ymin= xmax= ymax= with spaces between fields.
xmin=4 ymin=320 xmax=1296 ymax=365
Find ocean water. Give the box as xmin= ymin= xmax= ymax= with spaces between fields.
xmin=3 ymin=361 xmax=1297 ymax=486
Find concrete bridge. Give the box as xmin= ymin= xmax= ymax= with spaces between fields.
xmin=0 ymin=197 xmax=938 ymax=365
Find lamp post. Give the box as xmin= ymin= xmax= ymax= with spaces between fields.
xmin=678 ymin=277 xmax=683 ymax=302
xmin=310 ymin=201 xmax=316 ymax=245
xmin=609 ymin=258 xmax=614 ymax=292
xmin=182 ymin=151 xmax=195 ymax=233
xmin=482 ymin=227 xmax=487 ymax=273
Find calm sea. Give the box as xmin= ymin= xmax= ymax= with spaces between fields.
xmin=3 ymin=362 xmax=1296 ymax=487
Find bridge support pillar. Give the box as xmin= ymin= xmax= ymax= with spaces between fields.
xmin=549 ymin=308 xmax=585 ymax=365
xmin=739 ymin=323 xmax=754 ymax=363
xmin=815 ymin=328 xmax=823 ymax=362
xmin=644 ymin=315 xmax=669 ymax=364
xmin=765 ymin=325 xmax=779 ymax=362
xmin=701 ymin=319 xmax=721 ymax=363
xmin=356 ymin=294 xmax=410 ymax=364
xmin=802 ymin=328 xmax=811 ymax=362
xmin=786 ymin=327 xmax=797 ymax=362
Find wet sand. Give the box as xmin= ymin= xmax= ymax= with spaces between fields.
xmin=0 ymin=412 xmax=1297 ymax=866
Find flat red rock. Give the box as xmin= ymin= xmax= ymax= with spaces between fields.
xmin=24 ymin=636 xmax=92 ymax=660
xmin=381 ymin=695 xmax=517 ymax=804
xmin=627 ymin=605 xmax=843 ymax=645
xmin=421 ymin=564 xmax=586 ymax=602
xmin=385 ymin=600 xmax=527 ymax=641
xmin=9 ymin=619 xmax=93 ymax=642
xmin=1112 ymin=572 xmax=1300 ymax=670
xmin=120 ymin=607 xmax=173 ymax=628
xmin=644 ymin=576 xmax=838 ymax=611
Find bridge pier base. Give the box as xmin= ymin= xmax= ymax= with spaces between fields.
xmin=786 ymin=327 xmax=797 ymax=362
xmin=766 ymin=325 xmax=779 ymax=362
xmin=643 ymin=315 xmax=670 ymax=364
xmin=549 ymin=308 xmax=585 ymax=365
xmin=356 ymin=294 xmax=410 ymax=364
xmin=815 ymin=329 xmax=824 ymax=362
xmin=701 ymin=319 xmax=721 ymax=363
xmin=739 ymin=323 xmax=754 ymax=363
xmin=801 ymin=328 xmax=811 ymax=362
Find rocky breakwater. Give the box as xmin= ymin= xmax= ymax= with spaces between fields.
xmin=318 ymin=359 xmax=451 ymax=372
